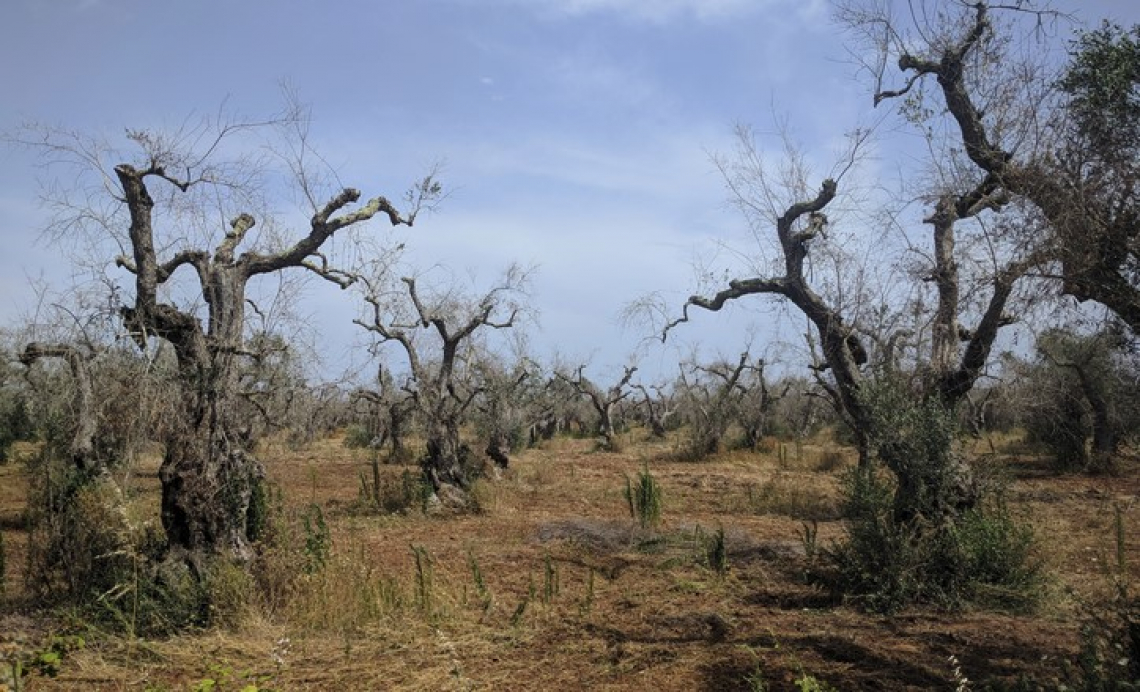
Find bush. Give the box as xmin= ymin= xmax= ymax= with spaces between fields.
xmin=0 ymin=392 xmax=32 ymax=464
xmin=624 ymin=463 xmax=663 ymax=530
xmin=342 ymin=423 xmax=376 ymax=449
xmin=823 ymin=466 xmax=1042 ymax=613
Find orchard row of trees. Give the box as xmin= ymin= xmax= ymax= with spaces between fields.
xmin=0 ymin=0 xmax=1137 ymax=620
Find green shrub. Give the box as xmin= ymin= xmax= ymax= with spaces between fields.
xmin=824 ymin=466 xmax=1042 ymax=613
xmin=342 ymin=424 xmax=375 ymax=449
xmin=0 ymin=392 xmax=32 ymax=464
xmin=301 ymin=504 xmax=331 ymax=574
xmin=358 ymin=465 xmax=432 ymax=515
xmin=624 ymin=463 xmax=663 ymax=530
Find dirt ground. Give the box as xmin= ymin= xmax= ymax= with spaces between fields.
xmin=1 ymin=431 xmax=1137 ymax=691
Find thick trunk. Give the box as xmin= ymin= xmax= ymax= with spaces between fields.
xmin=422 ymin=413 xmax=473 ymax=496
xmin=160 ymin=323 xmax=264 ymax=563
xmin=1074 ymin=365 xmax=1117 ymax=474
xmin=160 ymin=408 xmax=263 ymax=562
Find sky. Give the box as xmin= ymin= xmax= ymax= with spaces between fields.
xmin=2 ymin=0 xmax=1138 ymax=385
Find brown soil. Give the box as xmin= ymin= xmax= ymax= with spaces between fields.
xmin=1 ymin=432 xmax=1137 ymax=691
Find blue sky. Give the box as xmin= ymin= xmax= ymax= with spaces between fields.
xmin=2 ymin=0 xmax=1137 ymax=384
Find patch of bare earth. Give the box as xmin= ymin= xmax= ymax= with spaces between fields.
xmin=1 ymin=433 xmax=1137 ymax=690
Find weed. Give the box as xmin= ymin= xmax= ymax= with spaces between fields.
xmin=411 ymin=544 xmax=436 ymax=619
xmin=191 ymin=660 xmax=275 ymax=692
xmin=746 ymin=474 xmax=839 ymax=521
xmin=467 ymin=550 xmax=493 ymax=612
xmin=624 ymin=463 xmax=663 ymax=530
xmin=948 ymin=655 xmax=972 ymax=692
xmin=800 ymin=520 xmax=819 ymax=564
xmin=813 ymin=450 xmax=847 ymax=473
xmin=511 ymin=575 xmax=534 ymax=626
xmin=580 ymin=568 xmax=595 ymax=616
xmin=1 ymin=634 xmax=85 ymax=691
xmin=705 ymin=525 xmax=729 ymax=577
xmin=357 ymin=451 xmax=383 ymax=508
xmin=301 ymin=504 xmax=331 ymax=574
xmin=793 ymin=671 xmax=837 ymax=692
xmin=342 ymin=424 xmax=375 ymax=450
xmin=542 ymin=551 xmax=560 ymax=604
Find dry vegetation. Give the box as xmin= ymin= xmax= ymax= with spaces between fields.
xmin=1 ymin=430 xmax=1137 ymax=691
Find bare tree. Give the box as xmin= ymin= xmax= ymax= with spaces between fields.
xmin=13 ymin=108 xmax=441 ymax=565
xmin=665 ymin=124 xmax=1038 ymax=471
xmin=354 ymin=266 xmax=529 ymax=505
xmin=632 ymin=381 xmax=675 ymax=439
xmin=352 ymin=363 xmax=417 ymax=463
xmin=19 ymin=343 xmax=100 ymax=474
xmin=736 ymin=358 xmax=788 ymax=451
xmin=675 ymin=353 xmax=750 ymax=459
xmin=556 ymin=365 xmax=638 ymax=451
xmin=472 ymin=353 xmax=540 ymax=468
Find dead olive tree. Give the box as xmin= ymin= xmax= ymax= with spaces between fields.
xmin=675 ymin=353 xmax=750 ymax=459
xmin=663 ymin=121 xmax=1040 ymax=524
xmin=555 ymin=365 xmax=637 ymax=451
xmin=19 ymin=343 xmax=100 ymax=474
xmin=632 ymin=380 xmax=676 ymax=439
xmin=351 ymin=363 xmax=418 ymax=463
xmin=354 ymin=267 xmax=529 ymax=506
xmin=15 ymin=111 xmax=440 ymax=565
xmin=736 ymin=358 xmax=788 ymax=451
xmin=472 ymin=354 xmax=541 ymax=468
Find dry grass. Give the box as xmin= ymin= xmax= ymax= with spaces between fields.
xmin=0 ymin=431 xmax=1137 ymax=690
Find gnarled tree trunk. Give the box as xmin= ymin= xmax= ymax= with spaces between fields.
xmin=113 ymin=161 xmax=426 ymax=564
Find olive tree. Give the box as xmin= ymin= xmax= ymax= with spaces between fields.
xmin=354 ymin=265 xmax=530 ymax=506
xmin=855 ymin=1 xmax=1140 ymax=330
xmin=13 ymin=109 xmax=440 ymax=565
xmin=555 ymin=364 xmax=638 ymax=451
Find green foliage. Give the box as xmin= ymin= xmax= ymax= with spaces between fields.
xmin=0 ymin=391 xmax=32 ymax=464
xmin=191 ymin=661 xmax=276 ymax=692
xmin=358 ymin=463 xmax=432 ymax=515
xmin=342 ymin=424 xmax=375 ymax=450
xmin=793 ymin=673 xmax=837 ymax=692
xmin=1019 ymin=328 xmax=1134 ymax=474
xmin=23 ymin=456 xmax=140 ymax=608
xmin=745 ymin=474 xmax=840 ymax=521
xmin=1059 ymin=21 xmax=1140 ymax=161
xmin=245 ymin=476 xmax=270 ymax=543
xmin=467 ymin=550 xmax=492 ymax=612
xmin=824 ymin=466 xmax=1042 ymax=614
xmin=0 ymin=528 xmax=6 ymax=601
xmin=1 ymin=634 xmax=85 ymax=691
xmin=624 ymin=463 xmax=663 ymax=530
xmin=858 ymin=378 xmax=967 ymax=523
xmin=301 ymin=504 xmax=331 ymax=574
xmin=542 ymin=550 xmax=560 ymax=604
xmin=580 ymin=568 xmax=595 ymax=616
xmin=705 ymin=525 xmax=729 ymax=577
